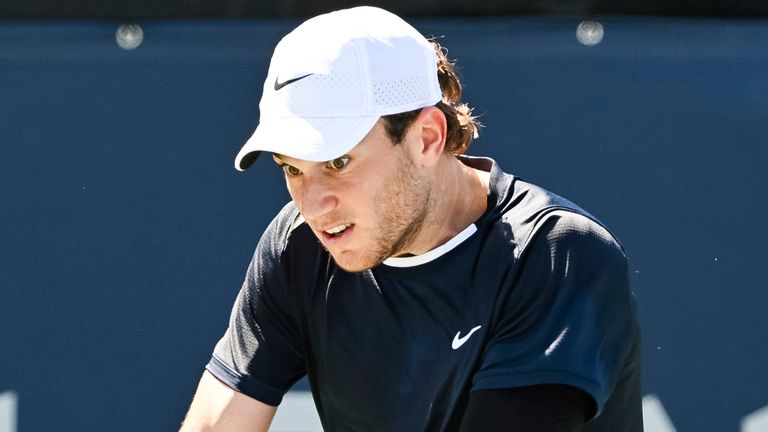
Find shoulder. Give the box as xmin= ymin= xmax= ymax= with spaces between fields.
xmin=482 ymin=169 xmax=629 ymax=299
xmin=487 ymin=173 xmax=623 ymax=263
xmin=525 ymin=209 xmax=625 ymax=261
xmin=516 ymin=210 xmax=629 ymax=299
xmin=262 ymin=202 xmax=303 ymax=244
xmin=246 ymin=202 xmax=319 ymax=285
xmin=252 ymin=202 xmax=332 ymax=289
xmin=257 ymin=201 xmax=316 ymax=257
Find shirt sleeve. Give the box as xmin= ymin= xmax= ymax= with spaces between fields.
xmin=206 ymin=208 xmax=306 ymax=406
xmin=472 ymin=210 xmax=638 ymax=417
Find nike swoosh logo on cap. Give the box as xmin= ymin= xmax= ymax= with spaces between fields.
xmin=452 ymin=325 xmax=482 ymax=350
xmin=274 ymin=73 xmax=313 ymax=91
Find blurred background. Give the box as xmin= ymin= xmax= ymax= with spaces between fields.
xmin=2 ymin=1 xmax=767 ymax=431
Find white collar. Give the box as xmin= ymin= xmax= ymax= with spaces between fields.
xmin=382 ymin=223 xmax=478 ymax=268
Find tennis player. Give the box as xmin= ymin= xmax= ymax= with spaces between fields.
xmin=181 ymin=6 xmax=642 ymax=431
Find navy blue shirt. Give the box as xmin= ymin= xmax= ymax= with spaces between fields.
xmin=207 ymin=157 xmax=642 ymax=431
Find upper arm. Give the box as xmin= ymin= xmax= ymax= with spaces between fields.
xmin=180 ymin=370 xmax=277 ymax=432
xmin=458 ymin=385 xmax=593 ymax=432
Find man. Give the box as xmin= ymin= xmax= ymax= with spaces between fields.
xmin=181 ymin=6 xmax=642 ymax=431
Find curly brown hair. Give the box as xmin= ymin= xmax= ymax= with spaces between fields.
xmin=382 ymin=40 xmax=480 ymax=155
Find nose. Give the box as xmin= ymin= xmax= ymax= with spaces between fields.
xmin=294 ymin=174 xmax=338 ymax=222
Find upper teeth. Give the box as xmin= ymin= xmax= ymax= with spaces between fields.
xmin=325 ymin=224 xmax=350 ymax=234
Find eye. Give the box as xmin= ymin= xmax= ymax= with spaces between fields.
xmin=327 ymin=156 xmax=350 ymax=171
xmin=282 ymin=164 xmax=302 ymax=176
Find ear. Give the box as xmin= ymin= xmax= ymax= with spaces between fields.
xmin=411 ymin=106 xmax=447 ymax=167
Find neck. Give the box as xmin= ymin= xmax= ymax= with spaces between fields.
xmin=405 ymin=155 xmax=490 ymax=256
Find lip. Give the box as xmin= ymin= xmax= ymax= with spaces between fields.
xmin=320 ymin=223 xmax=355 ymax=245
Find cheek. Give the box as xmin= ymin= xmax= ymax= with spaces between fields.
xmin=285 ymin=179 xmax=302 ymax=206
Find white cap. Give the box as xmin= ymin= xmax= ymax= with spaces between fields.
xmin=234 ymin=6 xmax=442 ymax=170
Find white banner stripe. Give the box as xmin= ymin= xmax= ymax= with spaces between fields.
xmin=642 ymin=394 xmax=677 ymax=432
xmin=0 ymin=391 xmax=17 ymax=432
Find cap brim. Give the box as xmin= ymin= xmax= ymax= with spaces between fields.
xmin=234 ymin=115 xmax=381 ymax=171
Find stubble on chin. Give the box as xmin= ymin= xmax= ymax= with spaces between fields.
xmin=371 ymin=152 xmax=433 ymax=263
xmin=327 ymin=146 xmax=434 ymax=273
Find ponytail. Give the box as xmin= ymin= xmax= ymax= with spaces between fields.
xmin=431 ymin=40 xmax=480 ymax=154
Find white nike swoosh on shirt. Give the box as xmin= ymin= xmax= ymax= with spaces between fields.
xmin=452 ymin=325 xmax=482 ymax=350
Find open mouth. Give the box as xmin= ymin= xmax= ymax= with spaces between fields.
xmin=323 ymin=223 xmax=353 ymax=240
